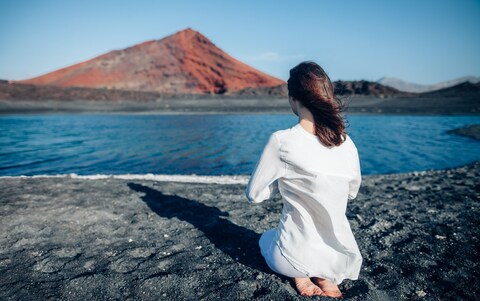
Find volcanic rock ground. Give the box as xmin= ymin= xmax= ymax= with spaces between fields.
xmin=0 ymin=128 xmax=479 ymax=300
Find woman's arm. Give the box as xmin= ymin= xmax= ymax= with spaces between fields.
xmin=348 ymin=147 xmax=362 ymax=200
xmin=245 ymin=133 xmax=286 ymax=204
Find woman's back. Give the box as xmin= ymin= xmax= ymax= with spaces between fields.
xmin=282 ymin=123 xmax=359 ymax=193
xmin=246 ymin=122 xmax=361 ymax=205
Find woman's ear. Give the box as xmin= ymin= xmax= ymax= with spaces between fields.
xmin=289 ymin=96 xmax=299 ymax=116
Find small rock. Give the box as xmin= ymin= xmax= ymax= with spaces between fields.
xmin=407 ymin=185 xmax=422 ymax=191
xmin=416 ymin=290 xmax=427 ymax=297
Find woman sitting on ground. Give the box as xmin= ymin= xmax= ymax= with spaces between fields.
xmin=246 ymin=61 xmax=363 ymax=298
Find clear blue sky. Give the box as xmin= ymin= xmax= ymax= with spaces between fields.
xmin=1 ymin=0 xmax=479 ymax=85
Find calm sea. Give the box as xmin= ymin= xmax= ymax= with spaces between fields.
xmin=0 ymin=114 xmax=479 ymax=177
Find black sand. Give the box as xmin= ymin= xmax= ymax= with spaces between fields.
xmin=0 ymin=159 xmax=479 ymax=300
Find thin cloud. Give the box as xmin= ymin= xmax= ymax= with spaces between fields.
xmin=244 ymin=52 xmax=305 ymax=62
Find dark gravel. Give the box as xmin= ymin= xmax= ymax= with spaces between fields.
xmin=0 ymin=159 xmax=479 ymax=300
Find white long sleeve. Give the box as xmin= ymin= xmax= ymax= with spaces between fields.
xmin=245 ymin=133 xmax=286 ymax=204
xmin=348 ymin=147 xmax=362 ymax=200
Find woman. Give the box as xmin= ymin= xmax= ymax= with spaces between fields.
xmin=245 ymin=61 xmax=362 ymax=298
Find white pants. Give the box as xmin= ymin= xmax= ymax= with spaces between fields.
xmin=259 ymin=228 xmax=309 ymax=278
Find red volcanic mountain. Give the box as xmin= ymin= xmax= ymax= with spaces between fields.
xmin=16 ymin=28 xmax=285 ymax=95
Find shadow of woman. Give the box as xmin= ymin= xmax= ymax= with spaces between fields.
xmin=127 ymin=182 xmax=272 ymax=274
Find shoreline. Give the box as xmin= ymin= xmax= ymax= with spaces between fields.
xmin=1 ymin=95 xmax=479 ymax=115
xmin=1 ymin=158 xmax=480 ymax=182
xmin=1 ymin=111 xmax=479 ymax=116
xmin=1 ymin=160 xmax=479 ymax=300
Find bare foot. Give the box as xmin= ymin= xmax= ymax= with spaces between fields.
xmin=293 ymin=277 xmax=326 ymax=297
xmin=311 ymin=277 xmax=343 ymax=298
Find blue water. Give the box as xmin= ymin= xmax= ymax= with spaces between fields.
xmin=0 ymin=114 xmax=479 ymax=176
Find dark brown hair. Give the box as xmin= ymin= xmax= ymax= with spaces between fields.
xmin=287 ymin=61 xmax=347 ymax=147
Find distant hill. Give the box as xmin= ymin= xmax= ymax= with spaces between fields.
xmin=0 ymin=80 xmax=288 ymax=101
xmin=2 ymin=77 xmax=479 ymax=101
xmin=0 ymin=79 xmax=431 ymax=101
xmin=333 ymin=80 xmax=409 ymax=97
xmin=1 ymin=80 xmax=478 ymax=115
xmin=236 ymin=80 xmax=409 ymax=98
xmin=15 ymin=28 xmax=285 ymax=95
xmin=419 ymin=81 xmax=480 ymax=98
xmin=233 ymin=84 xmax=287 ymax=97
xmin=377 ymin=76 xmax=480 ymax=93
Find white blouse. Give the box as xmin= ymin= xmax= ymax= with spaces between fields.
xmin=246 ymin=123 xmax=363 ymax=284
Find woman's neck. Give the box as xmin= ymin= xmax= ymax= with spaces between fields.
xmin=298 ymin=106 xmax=315 ymax=134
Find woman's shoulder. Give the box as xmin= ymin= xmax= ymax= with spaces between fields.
xmin=345 ymin=134 xmax=358 ymax=150
xmin=270 ymin=125 xmax=299 ymax=144
xmin=271 ymin=126 xmax=358 ymax=156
